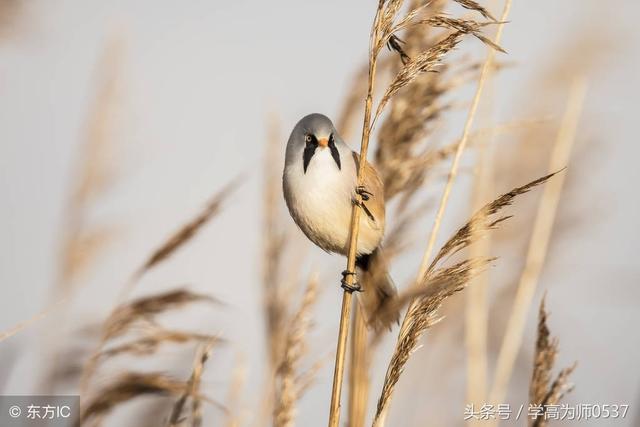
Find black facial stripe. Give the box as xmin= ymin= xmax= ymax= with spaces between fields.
xmin=329 ymin=135 xmax=341 ymax=170
xmin=303 ymin=135 xmax=317 ymax=173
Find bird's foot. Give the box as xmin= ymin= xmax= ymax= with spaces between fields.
xmin=356 ymin=185 xmax=372 ymax=201
xmin=351 ymin=188 xmax=376 ymax=222
xmin=341 ymin=270 xmax=362 ymax=293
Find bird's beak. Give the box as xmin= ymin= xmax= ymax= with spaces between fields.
xmin=318 ymin=138 xmax=329 ymax=148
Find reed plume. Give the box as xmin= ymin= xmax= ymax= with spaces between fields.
xmin=80 ymin=288 xmax=220 ymax=395
xmin=329 ymin=1 xmax=501 ymax=424
xmin=528 ymin=297 xmax=576 ymax=427
xmin=489 ymin=77 xmax=587 ymax=409
xmin=274 ymin=276 xmax=319 ymax=427
xmin=167 ymin=340 xmax=220 ymax=427
xmin=373 ymin=170 xmax=556 ymax=426
xmin=129 ymin=178 xmax=240 ymax=288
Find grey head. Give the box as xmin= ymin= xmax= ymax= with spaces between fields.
xmin=285 ymin=113 xmax=346 ymax=173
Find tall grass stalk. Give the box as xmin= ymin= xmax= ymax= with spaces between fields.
xmin=328 ymin=2 xmax=386 ymax=425
xmin=464 ymin=139 xmax=494 ymax=413
xmin=415 ymin=0 xmax=512 ymax=281
xmin=488 ymin=77 xmax=588 ymax=412
xmin=374 ymin=2 xmax=511 ymax=425
xmin=347 ymin=303 xmax=370 ymax=427
xmin=0 ymin=298 xmax=68 ymax=343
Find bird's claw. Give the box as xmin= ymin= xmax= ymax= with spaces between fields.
xmin=341 ymin=270 xmax=361 ymax=293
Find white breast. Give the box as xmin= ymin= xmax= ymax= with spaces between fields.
xmin=283 ymin=147 xmax=381 ymax=256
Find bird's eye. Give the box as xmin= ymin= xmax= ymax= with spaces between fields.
xmin=305 ymin=134 xmax=313 ymax=144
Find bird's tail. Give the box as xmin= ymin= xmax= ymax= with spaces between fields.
xmin=356 ymin=248 xmax=398 ymax=330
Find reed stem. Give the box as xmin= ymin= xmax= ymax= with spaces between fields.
xmin=488 ymin=77 xmax=587 ymax=414
xmin=328 ymin=3 xmax=383 ymax=421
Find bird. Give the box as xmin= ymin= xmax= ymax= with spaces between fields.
xmin=282 ymin=113 xmax=397 ymax=328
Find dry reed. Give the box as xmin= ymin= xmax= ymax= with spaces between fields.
xmin=80 ymin=288 xmax=219 ymax=395
xmin=75 ymin=178 xmax=237 ymax=409
xmin=489 ymin=77 xmax=587 ymax=410
xmin=464 ymin=118 xmax=494 ymax=414
xmin=127 ymin=178 xmax=241 ymax=291
xmin=0 ymin=297 xmax=68 ymax=343
xmin=347 ymin=303 xmax=370 ymax=427
xmin=414 ymin=0 xmax=511 ymax=281
xmin=262 ymin=114 xmax=288 ymax=372
xmin=528 ymin=297 xmax=576 ymax=427
xmin=330 ymin=1 xmax=500 ymax=424
xmin=366 ymin=3 xmax=511 ymax=419
xmin=167 ymin=340 xmax=219 ymax=427
xmin=0 ymin=0 xmax=22 ymax=39
xmin=375 ymin=0 xmax=446 ymax=202
xmin=79 ymin=372 xmax=190 ymax=427
xmin=273 ymin=276 xmax=319 ymax=427
xmin=56 ymin=35 xmax=124 ymax=296
xmin=98 ymin=326 xmax=221 ymax=360
xmin=224 ymin=355 xmax=247 ymax=427
xmin=0 ymin=2 xmax=598 ymax=427
xmin=373 ymin=171 xmax=557 ymax=426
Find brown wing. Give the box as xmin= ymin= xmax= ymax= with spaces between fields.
xmin=352 ymin=152 xmax=385 ymax=230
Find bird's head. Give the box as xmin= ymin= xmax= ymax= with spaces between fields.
xmin=286 ymin=113 xmax=343 ymax=173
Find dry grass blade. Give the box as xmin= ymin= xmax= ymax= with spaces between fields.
xmin=80 ymin=289 xmax=219 ymax=395
xmin=378 ymin=0 xmax=406 ymax=47
xmin=375 ymin=31 xmax=465 ymax=123
xmin=347 ymin=304 xmax=370 ymax=427
xmin=373 ymin=170 xmax=558 ymax=426
xmin=374 ymin=5 xmax=504 ymax=124
xmin=295 ymin=356 xmax=330 ymax=398
xmin=130 ymin=178 xmax=241 ymax=285
xmin=465 ymin=140 xmax=493 ymax=413
xmin=327 ymin=1 xmax=388 ymax=424
xmin=56 ymin=36 xmax=123 ymax=294
xmin=529 ymin=298 xmax=576 ymax=427
xmin=453 ymin=0 xmax=497 ymax=21
xmin=372 ymin=257 xmax=491 ymax=426
xmin=530 ymin=297 xmax=556 ymax=406
xmin=0 ymin=297 xmax=68 ymax=343
xmin=99 ymin=329 xmax=222 ymax=360
xmin=380 ymin=257 xmax=493 ymax=325
xmin=105 ymin=289 xmax=219 ymax=341
xmin=45 ymin=43 xmax=125 ymax=390
xmin=262 ymin=114 xmax=287 ymax=372
xmin=336 ymin=63 xmax=371 ymax=139
xmin=422 ymin=16 xmax=505 ymax=53
xmin=38 ymin=36 xmax=124 ymax=395
xmin=413 ymin=0 xmax=512 ymax=288
xmin=274 ymin=276 xmax=319 ymax=427
xmin=426 ymin=171 xmax=559 ymax=274
xmin=375 ymin=0 xmax=448 ymax=202
xmin=167 ymin=340 xmax=218 ymax=427
xmin=335 ymin=54 xmax=393 ymax=140
xmin=79 ymin=372 xmax=189 ymax=426
xmin=225 ymin=355 xmax=247 ymax=427
xmin=489 ymin=77 xmax=587 ymax=410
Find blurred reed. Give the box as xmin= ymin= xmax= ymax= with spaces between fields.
xmin=488 ymin=77 xmax=587 ymax=411
xmin=527 ymin=297 xmax=576 ymax=427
